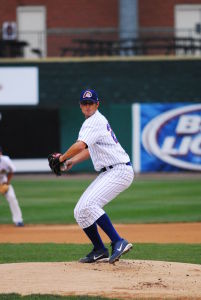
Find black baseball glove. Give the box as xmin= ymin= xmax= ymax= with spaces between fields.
xmin=48 ymin=153 xmax=62 ymax=176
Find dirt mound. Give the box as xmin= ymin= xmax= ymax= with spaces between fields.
xmin=0 ymin=260 xmax=201 ymax=299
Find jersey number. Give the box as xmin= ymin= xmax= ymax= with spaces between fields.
xmin=107 ymin=123 xmax=118 ymax=143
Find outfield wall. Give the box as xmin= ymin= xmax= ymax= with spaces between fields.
xmin=1 ymin=56 xmax=201 ymax=106
xmin=0 ymin=57 xmax=200 ymax=172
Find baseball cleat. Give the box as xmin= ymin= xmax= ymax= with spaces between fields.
xmin=15 ymin=222 xmax=24 ymax=227
xmin=109 ymin=238 xmax=133 ymax=264
xmin=79 ymin=247 xmax=109 ymax=263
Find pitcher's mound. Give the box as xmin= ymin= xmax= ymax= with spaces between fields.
xmin=0 ymin=260 xmax=201 ymax=299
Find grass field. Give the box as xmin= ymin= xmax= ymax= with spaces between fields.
xmin=1 ymin=176 xmax=201 ymax=265
xmin=0 ymin=177 xmax=201 ymax=224
xmin=0 ymin=295 xmax=113 ymax=300
xmin=0 ymin=243 xmax=201 ymax=264
xmin=0 ymin=175 xmax=200 ymax=300
xmin=0 ymin=295 xmax=114 ymax=300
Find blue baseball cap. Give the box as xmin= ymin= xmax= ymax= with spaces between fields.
xmin=80 ymin=89 xmax=99 ymax=103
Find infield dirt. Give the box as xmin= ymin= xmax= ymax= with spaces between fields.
xmin=0 ymin=222 xmax=201 ymax=243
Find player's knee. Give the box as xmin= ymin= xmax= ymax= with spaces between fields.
xmin=74 ymin=205 xmax=90 ymax=223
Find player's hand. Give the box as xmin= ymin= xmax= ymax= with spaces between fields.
xmin=61 ymin=159 xmax=73 ymax=171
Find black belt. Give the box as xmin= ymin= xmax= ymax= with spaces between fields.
xmin=101 ymin=162 xmax=131 ymax=172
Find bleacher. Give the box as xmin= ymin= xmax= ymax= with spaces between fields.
xmin=60 ymin=36 xmax=201 ymax=56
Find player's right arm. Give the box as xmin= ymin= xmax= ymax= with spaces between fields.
xmin=59 ymin=141 xmax=87 ymax=163
xmin=7 ymin=172 xmax=13 ymax=184
xmin=5 ymin=157 xmax=15 ymax=184
xmin=62 ymin=148 xmax=90 ymax=171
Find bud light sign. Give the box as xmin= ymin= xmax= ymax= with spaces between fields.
xmin=132 ymin=103 xmax=201 ymax=172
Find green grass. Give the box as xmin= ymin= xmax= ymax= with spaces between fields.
xmin=0 ymin=243 xmax=200 ymax=264
xmin=0 ymin=296 xmax=115 ymax=300
xmin=0 ymin=177 xmax=200 ymax=224
xmin=0 ymin=296 xmax=173 ymax=300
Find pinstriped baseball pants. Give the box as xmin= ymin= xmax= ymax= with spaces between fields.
xmin=74 ymin=164 xmax=134 ymax=228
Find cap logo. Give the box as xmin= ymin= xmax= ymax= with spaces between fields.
xmin=83 ymin=91 xmax=92 ymax=98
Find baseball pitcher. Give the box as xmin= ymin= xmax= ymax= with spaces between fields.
xmin=48 ymin=89 xmax=134 ymax=264
xmin=0 ymin=146 xmax=24 ymax=226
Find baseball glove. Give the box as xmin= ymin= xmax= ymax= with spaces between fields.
xmin=0 ymin=184 xmax=9 ymax=195
xmin=48 ymin=153 xmax=62 ymax=176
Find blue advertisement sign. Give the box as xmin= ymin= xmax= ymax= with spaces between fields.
xmin=132 ymin=103 xmax=201 ymax=172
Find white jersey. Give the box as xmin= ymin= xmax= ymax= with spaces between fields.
xmin=78 ymin=110 xmax=130 ymax=171
xmin=0 ymin=154 xmax=23 ymax=224
xmin=0 ymin=155 xmax=16 ymax=184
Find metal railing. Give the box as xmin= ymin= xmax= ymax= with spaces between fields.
xmin=0 ymin=27 xmax=201 ymax=58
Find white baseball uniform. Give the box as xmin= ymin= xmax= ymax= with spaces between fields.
xmin=74 ymin=110 xmax=134 ymax=228
xmin=0 ymin=155 xmax=23 ymax=224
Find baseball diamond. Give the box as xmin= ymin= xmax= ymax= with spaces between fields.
xmin=0 ymin=223 xmax=201 ymax=299
xmin=0 ymin=174 xmax=201 ymax=299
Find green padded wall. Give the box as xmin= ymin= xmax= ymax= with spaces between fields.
xmin=1 ymin=57 xmax=201 ymax=106
xmin=37 ymin=59 xmax=201 ymax=104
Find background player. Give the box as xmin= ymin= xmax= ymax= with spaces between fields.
xmin=0 ymin=146 xmax=24 ymax=227
xmin=49 ymin=89 xmax=134 ymax=264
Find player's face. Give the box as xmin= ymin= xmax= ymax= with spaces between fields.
xmin=80 ymin=101 xmax=99 ymax=118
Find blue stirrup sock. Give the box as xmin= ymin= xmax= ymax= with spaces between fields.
xmin=96 ymin=213 xmax=122 ymax=243
xmin=83 ymin=222 xmax=106 ymax=251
